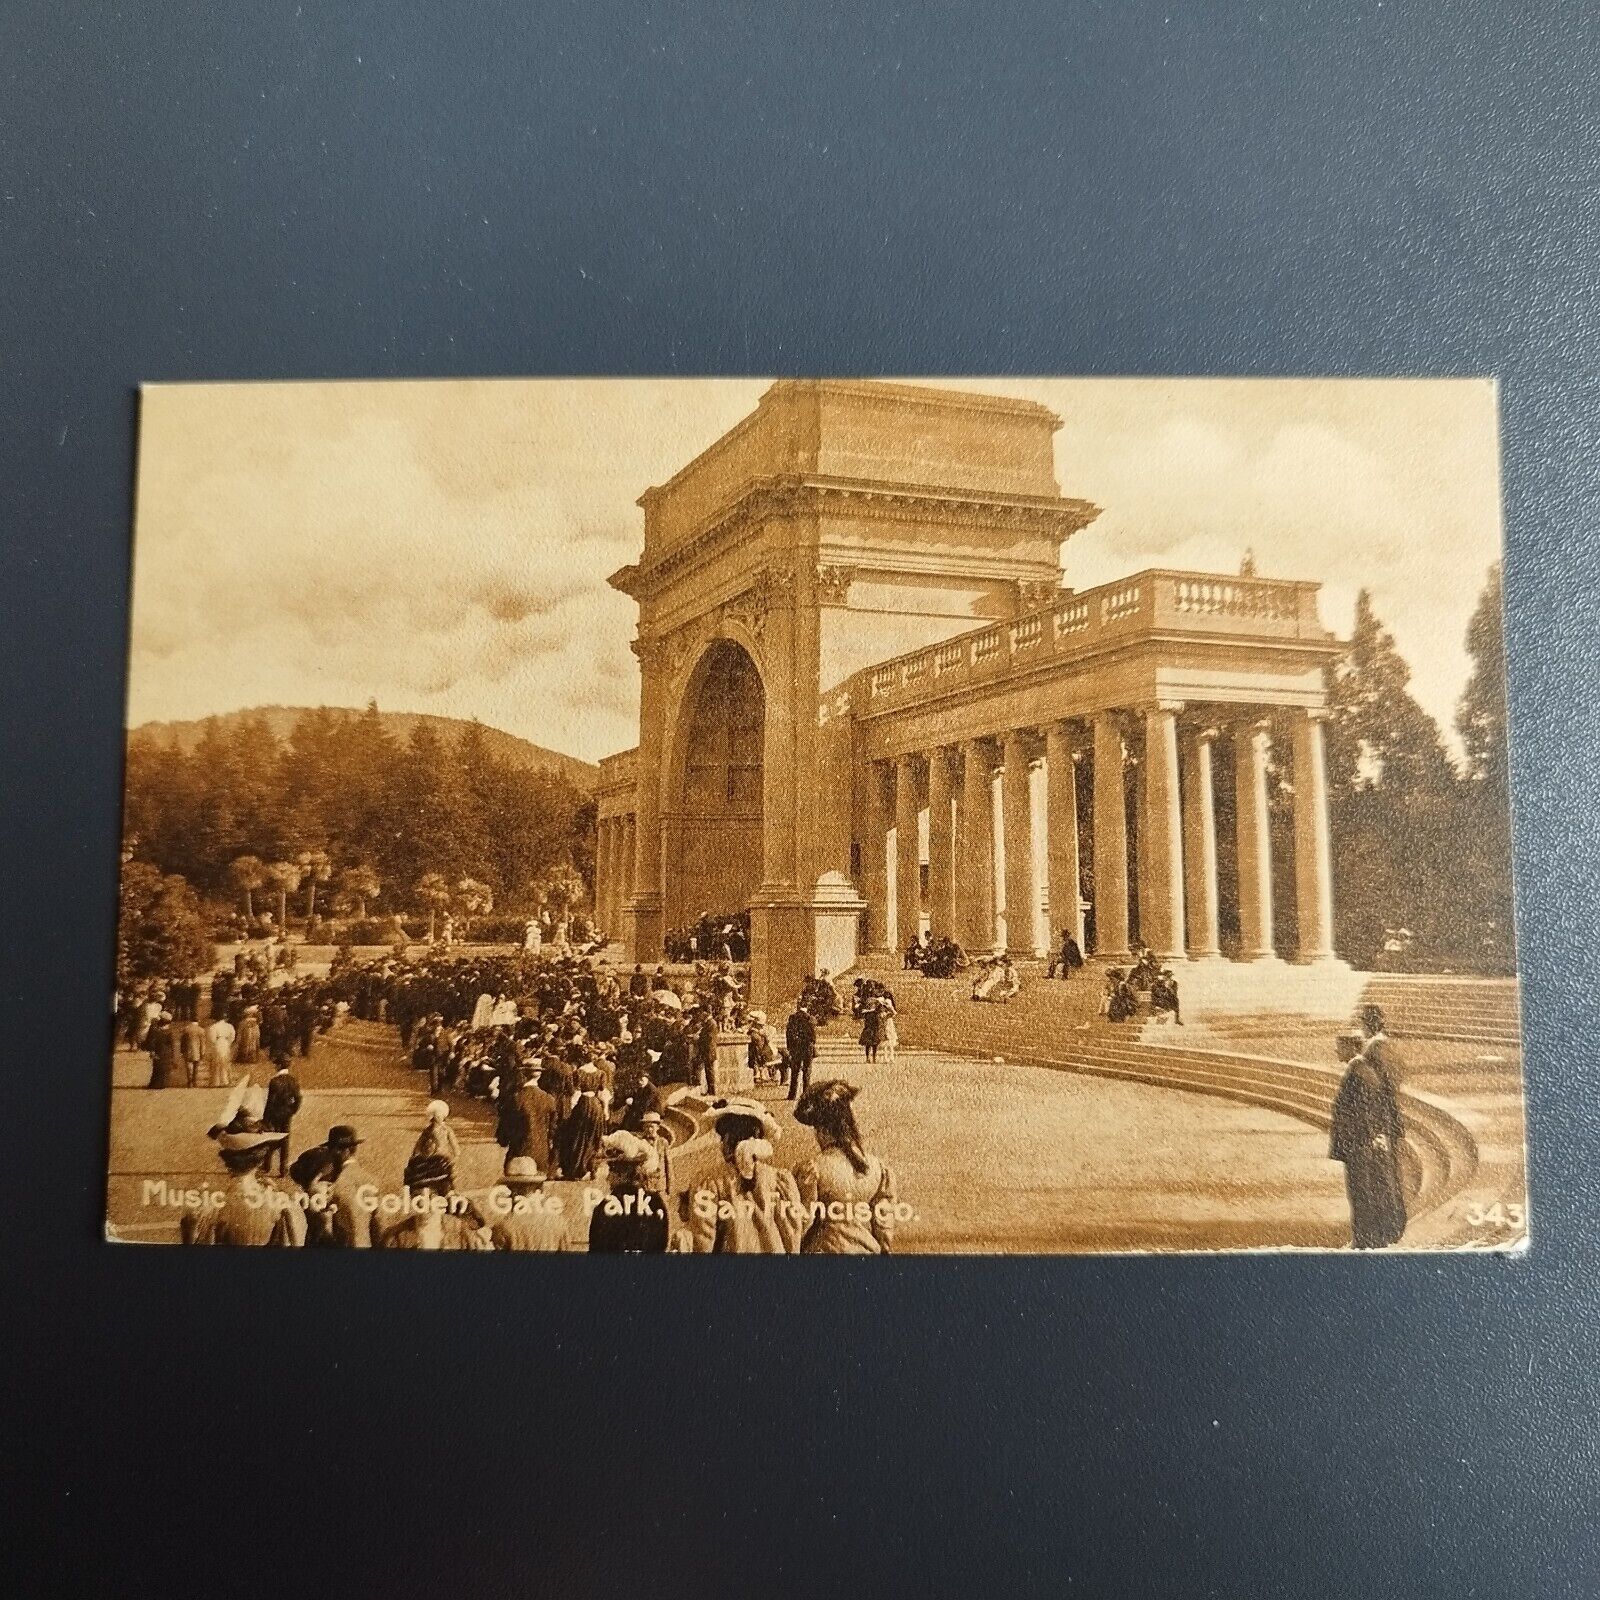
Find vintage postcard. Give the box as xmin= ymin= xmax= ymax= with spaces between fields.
xmin=109 ymin=377 xmax=1527 ymax=1253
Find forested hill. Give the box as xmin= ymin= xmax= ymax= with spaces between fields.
xmin=130 ymin=706 xmax=597 ymax=790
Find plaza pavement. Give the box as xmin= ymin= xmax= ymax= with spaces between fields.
xmin=109 ymin=1016 xmax=1352 ymax=1252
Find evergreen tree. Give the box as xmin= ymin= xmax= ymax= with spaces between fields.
xmin=1457 ymin=562 xmax=1510 ymax=793
xmin=1452 ymin=563 xmax=1517 ymax=971
xmin=1324 ymin=590 xmax=1461 ymax=968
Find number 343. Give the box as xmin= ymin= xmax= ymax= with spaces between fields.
xmin=1464 ymin=1200 xmax=1525 ymax=1230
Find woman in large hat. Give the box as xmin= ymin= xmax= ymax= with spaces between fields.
xmin=555 ymin=1060 xmax=607 ymax=1180
xmin=688 ymin=1100 xmax=803 ymax=1254
xmin=376 ymin=1153 xmax=490 ymax=1250
xmin=793 ymin=1080 xmax=898 ymax=1254
xmin=183 ymin=1124 xmax=305 ymax=1247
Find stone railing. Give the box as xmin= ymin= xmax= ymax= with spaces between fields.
xmin=858 ymin=569 xmax=1329 ymax=711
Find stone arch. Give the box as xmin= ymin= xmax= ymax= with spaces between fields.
xmin=661 ymin=638 xmax=767 ymax=938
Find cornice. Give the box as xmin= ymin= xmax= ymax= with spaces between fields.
xmin=624 ymin=475 xmax=1101 ymax=593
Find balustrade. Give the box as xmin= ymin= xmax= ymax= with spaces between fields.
xmin=859 ymin=568 xmax=1324 ymax=711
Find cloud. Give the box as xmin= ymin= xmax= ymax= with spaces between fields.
xmin=127 ymin=377 xmax=1504 ymax=760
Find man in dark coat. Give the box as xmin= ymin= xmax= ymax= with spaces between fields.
xmin=691 ymin=1008 xmax=718 ymax=1095
xmin=628 ymin=964 xmax=651 ymax=999
xmin=261 ymin=1061 xmax=303 ymax=1176
xmin=785 ymin=1001 xmax=817 ymax=1102
xmin=1329 ymin=1022 xmax=1407 ymax=1249
xmin=503 ymin=1067 xmax=559 ymax=1176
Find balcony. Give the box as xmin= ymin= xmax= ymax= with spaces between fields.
xmin=856 ymin=569 xmax=1333 ymax=715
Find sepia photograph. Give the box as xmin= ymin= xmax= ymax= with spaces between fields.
xmin=108 ymin=375 xmax=1527 ymax=1254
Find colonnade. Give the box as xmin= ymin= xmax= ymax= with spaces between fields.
xmin=862 ymin=705 xmax=1335 ymax=965
xmin=595 ymin=813 xmax=638 ymax=942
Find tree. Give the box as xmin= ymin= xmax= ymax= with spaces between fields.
xmin=298 ymin=848 xmax=333 ymax=923
xmin=117 ymin=861 xmax=212 ymax=987
xmin=1452 ymin=563 xmax=1517 ymax=972
xmin=415 ymin=871 xmax=451 ymax=943
xmin=227 ymin=854 xmax=269 ymax=921
xmin=266 ymin=860 xmax=304 ymax=932
xmin=1458 ymin=562 xmax=1509 ymax=793
xmin=534 ymin=860 xmax=586 ymax=945
xmin=337 ymin=863 xmax=381 ymax=919
xmin=1326 ymin=590 xmax=1456 ymax=798
xmin=1323 ymin=590 xmax=1461 ymax=968
xmin=456 ymin=876 xmax=493 ymax=939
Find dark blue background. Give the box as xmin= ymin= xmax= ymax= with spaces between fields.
xmin=3 ymin=3 xmax=1597 ymax=1594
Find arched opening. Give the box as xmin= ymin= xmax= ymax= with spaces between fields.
xmin=663 ymin=640 xmax=765 ymax=941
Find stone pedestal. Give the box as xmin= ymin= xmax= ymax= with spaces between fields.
xmin=714 ymin=1030 xmax=755 ymax=1093
xmin=812 ymin=871 xmax=868 ymax=986
xmin=749 ymin=892 xmax=815 ymax=1018
xmin=624 ymin=896 xmax=663 ymax=964
xmin=748 ymin=878 xmax=866 ymax=1016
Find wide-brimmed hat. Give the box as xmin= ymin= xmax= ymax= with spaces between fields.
xmin=710 ymin=1098 xmax=780 ymax=1143
xmin=404 ymin=1152 xmax=453 ymax=1191
xmin=214 ymin=1126 xmax=286 ymax=1154
xmin=794 ymin=1078 xmax=860 ymax=1127
xmin=601 ymin=1131 xmax=661 ymax=1179
xmin=327 ymin=1124 xmax=362 ymax=1151
xmin=502 ymin=1156 xmax=545 ymax=1185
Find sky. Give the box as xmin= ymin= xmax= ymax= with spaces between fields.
xmin=128 ymin=376 xmax=1504 ymax=762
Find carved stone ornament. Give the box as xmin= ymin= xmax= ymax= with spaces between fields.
xmin=721 ymin=565 xmax=796 ymax=641
xmin=1016 ymin=578 xmax=1062 ymax=612
xmin=815 ymin=562 xmax=857 ymax=605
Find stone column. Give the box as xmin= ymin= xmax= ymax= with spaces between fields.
xmin=1045 ymin=722 xmax=1083 ymax=950
xmin=894 ymin=754 xmax=923 ymax=954
xmin=1181 ymin=727 xmax=1221 ymax=958
xmin=625 ymin=653 xmax=666 ymax=960
xmin=925 ymin=746 xmax=958 ymax=941
xmin=1092 ymin=713 xmax=1130 ymax=957
xmin=1292 ymin=709 xmax=1336 ymax=962
xmin=955 ymin=739 xmax=996 ymax=954
xmin=860 ymin=761 xmax=893 ymax=953
xmin=1001 ymin=730 xmax=1039 ymax=955
xmin=1234 ymin=718 xmax=1276 ymax=961
xmin=1139 ymin=704 xmax=1186 ymax=960
xmin=597 ymin=817 xmax=613 ymax=934
xmin=611 ymin=816 xmax=627 ymax=935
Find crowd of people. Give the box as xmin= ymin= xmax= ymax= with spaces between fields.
xmin=132 ymin=941 xmax=904 ymax=1253
xmin=1100 ymin=947 xmax=1183 ymax=1025
xmin=663 ymin=910 xmax=751 ymax=963
xmin=126 ymin=922 xmax=1412 ymax=1252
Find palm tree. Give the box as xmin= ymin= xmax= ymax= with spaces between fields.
xmin=338 ymin=863 xmax=380 ymax=919
xmin=265 ymin=860 xmax=304 ymax=934
xmin=415 ymin=871 xmax=450 ymax=943
xmin=456 ymin=876 xmax=493 ymax=941
xmin=298 ymin=848 xmax=333 ymax=925
xmin=227 ymin=854 xmax=269 ymax=922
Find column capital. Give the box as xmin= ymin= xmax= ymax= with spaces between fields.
xmin=1301 ymin=705 xmax=1333 ymax=725
xmin=1135 ymin=698 xmax=1186 ymax=717
xmin=1190 ymin=723 xmax=1222 ymax=746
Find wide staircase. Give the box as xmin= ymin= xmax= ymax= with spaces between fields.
xmin=1358 ymin=974 xmax=1521 ymax=1048
xmin=849 ymin=962 xmax=1515 ymax=1247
